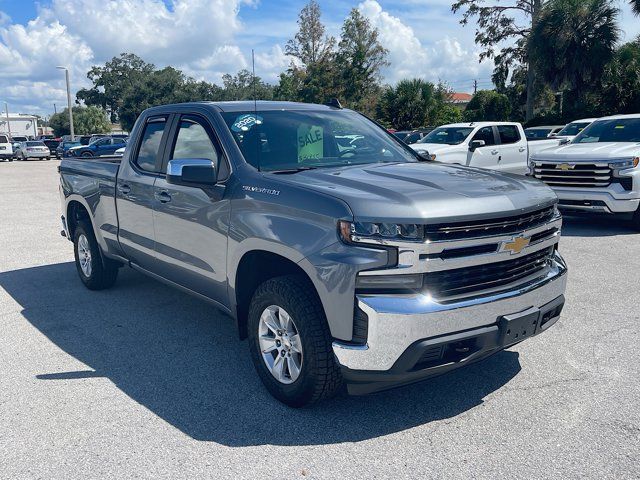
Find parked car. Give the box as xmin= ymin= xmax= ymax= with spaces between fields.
xmin=526 ymin=118 xmax=598 ymax=158
xmin=43 ymin=139 xmax=60 ymax=156
xmin=525 ymin=125 xmax=564 ymax=140
xmin=411 ymin=122 xmax=529 ymax=174
xmin=10 ymin=135 xmax=28 ymax=151
xmin=393 ymin=128 xmax=434 ymax=145
xmin=67 ymin=136 xmax=127 ymax=157
xmin=58 ymin=136 xmax=93 ymax=158
xmin=114 ymin=146 xmax=126 ymax=156
xmin=88 ymin=134 xmax=109 ymax=144
xmin=529 ymin=113 xmax=640 ymax=229
xmin=38 ymin=134 xmax=55 ymax=140
xmin=0 ymin=133 xmax=14 ymax=161
xmin=59 ymin=101 xmax=567 ymax=406
xmin=15 ymin=140 xmax=50 ymax=160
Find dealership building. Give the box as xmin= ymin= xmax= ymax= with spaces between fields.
xmin=0 ymin=113 xmax=39 ymax=138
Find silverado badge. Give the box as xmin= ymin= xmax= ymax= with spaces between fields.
xmin=556 ymin=163 xmax=575 ymax=171
xmin=502 ymin=236 xmax=530 ymax=255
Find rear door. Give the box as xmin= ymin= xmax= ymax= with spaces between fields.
xmin=151 ymin=113 xmax=231 ymax=305
xmin=496 ymin=124 xmax=528 ymax=174
xmin=116 ymin=115 xmax=171 ymax=271
xmin=467 ymin=126 xmax=500 ymax=170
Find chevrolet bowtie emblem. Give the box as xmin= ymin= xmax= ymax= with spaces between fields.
xmin=502 ymin=236 xmax=530 ymax=255
xmin=556 ymin=163 xmax=574 ymax=171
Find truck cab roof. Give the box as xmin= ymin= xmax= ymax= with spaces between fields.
xmin=145 ymin=100 xmax=343 ymax=115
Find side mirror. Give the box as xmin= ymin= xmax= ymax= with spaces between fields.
xmin=559 ymin=138 xmax=571 ymax=145
xmin=167 ymin=158 xmax=217 ymax=186
xmin=469 ymin=139 xmax=486 ymax=151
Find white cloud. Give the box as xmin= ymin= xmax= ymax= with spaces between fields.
xmin=357 ymin=0 xmax=492 ymax=90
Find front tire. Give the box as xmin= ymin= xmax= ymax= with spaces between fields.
xmin=81 ymin=151 xmax=93 ymax=158
xmin=73 ymin=221 xmax=119 ymax=290
xmin=248 ymin=275 xmax=342 ymax=407
xmin=632 ymin=207 xmax=640 ymax=232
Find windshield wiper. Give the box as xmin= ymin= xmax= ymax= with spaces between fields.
xmin=269 ymin=166 xmax=318 ymax=174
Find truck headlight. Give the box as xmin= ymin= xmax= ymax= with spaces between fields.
xmin=338 ymin=220 xmax=423 ymax=244
xmin=609 ymin=157 xmax=639 ymax=169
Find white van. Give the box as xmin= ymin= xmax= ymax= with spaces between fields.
xmin=0 ymin=134 xmax=14 ymax=161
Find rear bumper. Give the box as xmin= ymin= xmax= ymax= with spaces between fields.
xmin=22 ymin=152 xmax=50 ymax=159
xmin=0 ymin=152 xmax=13 ymax=159
xmin=333 ymin=252 xmax=567 ymax=394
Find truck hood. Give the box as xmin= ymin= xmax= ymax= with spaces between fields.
xmin=411 ymin=143 xmax=461 ymax=155
xmin=276 ymin=162 xmax=556 ymax=223
xmin=531 ymin=142 xmax=640 ymax=161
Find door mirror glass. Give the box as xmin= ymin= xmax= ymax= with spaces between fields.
xmin=469 ymin=139 xmax=486 ymax=151
xmin=167 ymin=158 xmax=217 ymax=186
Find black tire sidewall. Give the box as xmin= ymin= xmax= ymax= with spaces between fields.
xmin=73 ymin=222 xmax=117 ymax=290
xmin=247 ymin=277 xmax=336 ymax=407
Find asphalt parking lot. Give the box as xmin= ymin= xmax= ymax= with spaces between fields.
xmin=1 ymin=159 xmax=639 ymax=479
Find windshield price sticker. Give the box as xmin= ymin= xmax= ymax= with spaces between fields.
xmin=297 ymin=124 xmax=324 ymax=162
xmin=232 ymin=114 xmax=263 ymax=132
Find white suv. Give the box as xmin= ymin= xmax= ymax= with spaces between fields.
xmin=530 ymin=114 xmax=640 ymax=228
xmin=411 ymin=122 xmax=529 ymax=175
xmin=0 ymin=134 xmax=14 ymax=161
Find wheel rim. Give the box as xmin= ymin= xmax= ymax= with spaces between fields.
xmin=258 ymin=305 xmax=303 ymax=384
xmin=77 ymin=234 xmax=92 ymax=277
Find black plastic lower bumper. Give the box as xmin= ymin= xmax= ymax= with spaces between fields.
xmin=341 ymin=294 xmax=565 ymax=395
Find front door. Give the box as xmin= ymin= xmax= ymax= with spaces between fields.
xmin=467 ymin=126 xmax=500 ymax=170
xmin=152 ymin=114 xmax=231 ymax=305
xmin=496 ymin=125 xmax=528 ymax=174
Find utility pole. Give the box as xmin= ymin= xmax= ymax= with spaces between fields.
xmin=53 ymin=103 xmax=57 ymax=114
xmin=56 ymin=66 xmax=74 ymax=140
xmin=4 ymin=102 xmax=11 ymax=138
xmin=473 ymin=79 xmax=478 ymax=94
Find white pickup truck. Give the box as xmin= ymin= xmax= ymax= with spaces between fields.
xmin=529 ymin=114 xmax=640 ymax=229
xmin=411 ymin=122 xmax=529 ymax=174
xmin=526 ymin=118 xmax=597 ymax=157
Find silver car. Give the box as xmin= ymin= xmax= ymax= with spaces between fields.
xmin=15 ymin=141 xmax=51 ymax=161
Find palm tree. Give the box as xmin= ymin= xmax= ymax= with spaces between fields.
xmin=530 ymin=0 xmax=620 ymax=98
xmin=631 ymin=0 xmax=640 ymax=16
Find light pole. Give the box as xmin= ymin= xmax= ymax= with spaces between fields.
xmin=56 ymin=66 xmax=75 ymax=140
xmin=4 ymin=102 xmax=11 ymax=138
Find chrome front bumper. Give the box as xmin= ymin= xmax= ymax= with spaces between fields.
xmin=333 ymin=252 xmax=567 ymax=372
xmin=554 ymin=186 xmax=640 ymax=213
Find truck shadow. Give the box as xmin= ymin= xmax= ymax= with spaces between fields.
xmin=0 ymin=262 xmax=521 ymax=446
xmin=560 ymin=214 xmax=638 ymax=237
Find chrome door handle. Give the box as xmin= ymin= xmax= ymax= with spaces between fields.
xmin=519 ymin=147 xmax=526 ymax=152
xmin=491 ymin=150 xmax=499 ymax=155
xmin=118 ymin=184 xmax=131 ymax=195
xmin=154 ymin=191 xmax=171 ymax=203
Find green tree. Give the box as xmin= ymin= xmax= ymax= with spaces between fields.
xmin=337 ymin=9 xmax=389 ymax=114
xmin=431 ymin=103 xmax=463 ymax=126
xmin=530 ymin=0 xmax=619 ymax=102
xmin=283 ymin=0 xmax=341 ymax=104
xmin=464 ymin=90 xmax=512 ymax=121
xmin=452 ymin=0 xmax=546 ymax=121
xmin=76 ymin=53 xmax=155 ymax=123
xmin=221 ymin=69 xmax=273 ymax=101
xmin=631 ymin=0 xmax=640 ymax=15
xmin=49 ymin=106 xmax=111 ymax=136
xmin=602 ymin=37 xmax=640 ymax=114
xmin=377 ymin=79 xmax=450 ymax=129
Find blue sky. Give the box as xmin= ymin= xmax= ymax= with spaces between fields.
xmin=1 ymin=0 xmax=639 ymax=116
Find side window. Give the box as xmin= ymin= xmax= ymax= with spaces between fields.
xmin=497 ymin=125 xmax=521 ymax=144
xmin=135 ymin=118 xmax=166 ymax=172
xmin=472 ymin=126 xmax=496 ymax=146
xmin=171 ymin=118 xmax=220 ymax=164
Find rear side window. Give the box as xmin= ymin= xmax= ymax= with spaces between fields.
xmin=498 ymin=125 xmax=521 ymax=144
xmin=0 ymin=135 xmax=7 ymax=143
xmin=472 ymin=126 xmax=496 ymax=146
xmin=135 ymin=118 xmax=166 ymax=172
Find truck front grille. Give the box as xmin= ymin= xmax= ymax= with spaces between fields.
xmin=533 ymin=162 xmax=612 ymax=188
xmin=423 ymin=247 xmax=554 ymax=299
xmin=424 ymin=205 xmax=555 ymax=241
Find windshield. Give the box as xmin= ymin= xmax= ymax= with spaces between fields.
xmin=525 ymin=128 xmax=552 ymax=140
xmin=221 ymin=110 xmax=417 ymax=171
xmin=419 ymin=127 xmax=473 ymax=145
xmin=573 ymin=119 xmax=640 ymax=144
xmin=557 ymin=122 xmax=590 ymax=137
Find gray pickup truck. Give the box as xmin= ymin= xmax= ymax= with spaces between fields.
xmin=59 ymin=101 xmax=568 ymax=406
